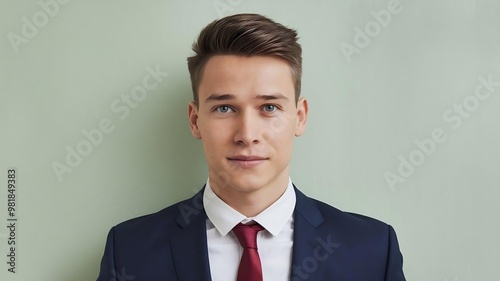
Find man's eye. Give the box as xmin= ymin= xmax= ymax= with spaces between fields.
xmin=216 ymin=106 xmax=233 ymax=113
xmin=263 ymin=104 xmax=277 ymax=112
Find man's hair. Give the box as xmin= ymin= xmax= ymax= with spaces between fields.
xmin=187 ymin=13 xmax=302 ymax=105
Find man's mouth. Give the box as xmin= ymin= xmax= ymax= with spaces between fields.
xmin=227 ymin=155 xmax=268 ymax=168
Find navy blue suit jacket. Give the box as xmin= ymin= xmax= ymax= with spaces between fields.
xmin=97 ymin=186 xmax=406 ymax=280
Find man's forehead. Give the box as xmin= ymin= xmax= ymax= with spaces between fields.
xmin=202 ymin=55 xmax=292 ymax=74
xmin=198 ymin=55 xmax=295 ymax=104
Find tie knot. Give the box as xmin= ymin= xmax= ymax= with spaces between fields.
xmin=232 ymin=223 xmax=265 ymax=249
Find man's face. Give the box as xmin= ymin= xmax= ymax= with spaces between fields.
xmin=188 ymin=55 xmax=307 ymax=197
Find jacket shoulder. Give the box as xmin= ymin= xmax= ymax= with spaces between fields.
xmin=310 ymin=198 xmax=393 ymax=238
xmin=112 ymin=193 xmax=203 ymax=237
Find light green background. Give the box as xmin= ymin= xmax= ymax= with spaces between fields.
xmin=1 ymin=0 xmax=499 ymax=280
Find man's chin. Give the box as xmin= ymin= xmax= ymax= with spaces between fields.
xmin=214 ymin=173 xmax=266 ymax=191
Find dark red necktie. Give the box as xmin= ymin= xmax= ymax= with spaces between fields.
xmin=232 ymin=223 xmax=265 ymax=281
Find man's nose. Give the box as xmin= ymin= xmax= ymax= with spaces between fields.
xmin=233 ymin=111 xmax=261 ymax=145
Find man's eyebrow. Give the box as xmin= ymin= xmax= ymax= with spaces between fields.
xmin=205 ymin=93 xmax=236 ymax=103
xmin=205 ymin=93 xmax=289 ymax=103
xmin=255 ymin=93 xmax=289 ymax=101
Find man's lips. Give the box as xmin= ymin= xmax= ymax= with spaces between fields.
xmin=227 ymin=156 xmax=268 ymax=168
xmin=228 ymin=155 xmax=267 ymax=161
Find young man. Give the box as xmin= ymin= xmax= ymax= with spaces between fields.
xmin=97 ymin=14 xmax=406 ymax=281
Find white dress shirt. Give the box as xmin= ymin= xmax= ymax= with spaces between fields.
xmin=203 ymin=178 xmax=296 ymax=281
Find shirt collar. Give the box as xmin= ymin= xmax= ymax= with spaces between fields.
xmin=203 ymin=178 xmax=296 ymax=237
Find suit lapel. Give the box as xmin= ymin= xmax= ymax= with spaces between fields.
xmin=291 ymin=187 xmax=326 ymax=279
xmin=170 ymin=189 xmax=212 ymax=281
xmin=169 ymin=186 xmax=332 ymax=280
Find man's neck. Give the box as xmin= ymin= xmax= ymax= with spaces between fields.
xmin=209 ymin=175 xmax=289 ymax=217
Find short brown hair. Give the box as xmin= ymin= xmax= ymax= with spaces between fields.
xmin=187 ymin=13 xmax=302 ymax=105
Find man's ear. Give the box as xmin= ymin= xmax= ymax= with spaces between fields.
xmin=188 ymin=101 xmax=202 ymax=139
xmin=294 ymin=97 xmax=308 ymax=137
